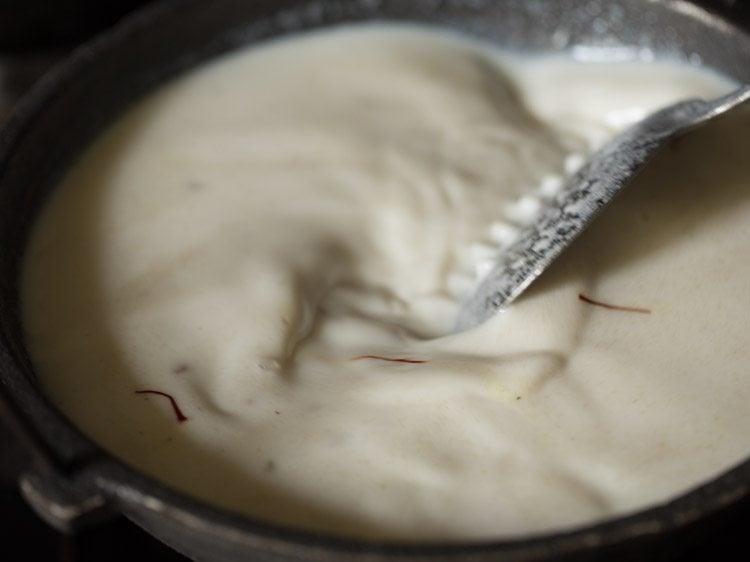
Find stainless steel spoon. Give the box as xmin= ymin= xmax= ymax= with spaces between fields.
xmin=456 ymin=85 xmax=750 ymax=332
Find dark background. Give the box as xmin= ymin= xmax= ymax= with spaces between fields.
xmin=1 ymin=0 xmax=749 ymax=560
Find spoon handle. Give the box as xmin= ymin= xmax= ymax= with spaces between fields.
xmin=456 ymin=85 xmax=750 ymax=331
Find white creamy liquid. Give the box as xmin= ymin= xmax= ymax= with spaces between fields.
xmin=22 ymin=25 xmax=750 ymax=540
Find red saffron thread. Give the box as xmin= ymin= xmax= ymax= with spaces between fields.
xmin=578 ymin=293 xmax=651 ymax=315
xmin=350 ymin=355 xmax=428 ymax=364
xmin=135 ymin=390 xmax=189 ymax=423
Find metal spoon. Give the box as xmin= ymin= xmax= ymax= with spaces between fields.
xmin=456 ymin=85 xmax=750 ymax=332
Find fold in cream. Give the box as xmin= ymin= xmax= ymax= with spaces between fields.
xmin=22 ymin=25 xmax=748 ymax=540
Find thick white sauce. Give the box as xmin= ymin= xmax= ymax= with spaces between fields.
xmin=22 ymin=25 xmax=750 ymax=540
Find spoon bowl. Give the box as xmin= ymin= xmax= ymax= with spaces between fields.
xmin=456 ymin=85 xmax=750 ymax=332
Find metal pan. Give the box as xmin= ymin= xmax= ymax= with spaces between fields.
xmin=1 ymin=1 xmax=749 ymax=560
